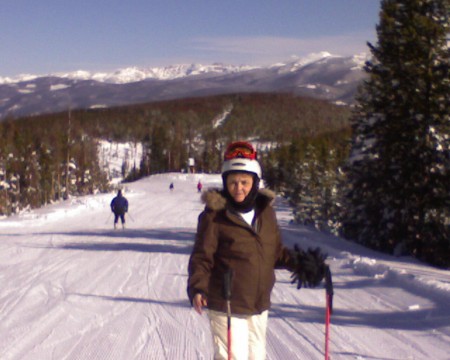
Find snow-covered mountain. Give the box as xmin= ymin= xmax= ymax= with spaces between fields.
xmin=0 ymin=52 xmax=369 ymax=120
xmin=0 ymin=52 xmax=341 ymax=85
xmin=0 ymin=63 xmax=259 ymax=85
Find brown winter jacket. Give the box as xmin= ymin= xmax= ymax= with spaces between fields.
xmin=187 ymin=188 xmax=293 ymax=315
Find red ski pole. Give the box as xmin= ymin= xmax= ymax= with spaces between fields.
xmin=324 ymin=266 xmax=334 ymax=360
xmin=223 ymin=269 xmax=233 ymax=360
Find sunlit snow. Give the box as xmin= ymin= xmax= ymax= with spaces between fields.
xmin=0 ymin=172 xmax=449 ymax=359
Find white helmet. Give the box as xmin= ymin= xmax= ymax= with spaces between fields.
xmin=221 ymin=157 xmax=262 ymax=179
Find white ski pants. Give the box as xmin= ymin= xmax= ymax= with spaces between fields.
xmin=208 ymin=309 xmax=268 ymax=360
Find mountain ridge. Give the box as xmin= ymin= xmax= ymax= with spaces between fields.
xmin=0 ymin=52 xmax=369 ymax=120
xmin=0 ymin=51 xmax=356 ymax=84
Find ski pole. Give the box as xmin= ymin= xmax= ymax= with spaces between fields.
xmin=223 ymin=269 xmax=233 ymax=360
xmin=324 ymin=265 xmax=334 ymax=360
xmin=127 ymin=212 xmax=135 ymax=222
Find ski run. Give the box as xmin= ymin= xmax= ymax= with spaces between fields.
xmin=0 ymin=173 xmax=449 ymax=360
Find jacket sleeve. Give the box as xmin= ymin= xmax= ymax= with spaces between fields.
xmin=187 ymin=210 xmax=219 ymax=303
xmin=272 ymin=217 xmax=296 ymax=270
xmin=275 ymin=245 xmax=296 ymax=270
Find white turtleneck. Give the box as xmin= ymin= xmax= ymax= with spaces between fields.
xmin=239 ymin=209 xmax=255 ymax=227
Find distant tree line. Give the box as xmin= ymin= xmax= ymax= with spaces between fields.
xmin=261 ymin=128 xmax=351 ymax=233
xmin=0 ymin=93 xmax=350 ymax=219
xmin=0 ymin=110 xmax=110 ymax=215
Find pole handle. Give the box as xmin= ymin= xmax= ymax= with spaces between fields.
xmin=325 ymin=266 xmax=333 ymax=315
xmin=223 ymin=269 xmax=233 ymax=301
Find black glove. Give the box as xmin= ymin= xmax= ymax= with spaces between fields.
xmin=290 ymin=245 xmax=327 ymax=289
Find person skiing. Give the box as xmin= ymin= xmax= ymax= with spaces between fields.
xmin=169 ymin=182 xmax=174 ymax=191
xmin=197 ymin=180 xmax=203 ymax=193
xmin=187 ymin=141 xmax=327 ymax=359
xmin=110 ymin=189 xmax=128 ymax=229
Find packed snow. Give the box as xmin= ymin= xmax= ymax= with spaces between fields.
xmin=0 ymin=173 xmax=449 ymax=360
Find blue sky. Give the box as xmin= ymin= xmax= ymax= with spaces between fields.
xmin=1 ymin=0 xmax=381 ymax=77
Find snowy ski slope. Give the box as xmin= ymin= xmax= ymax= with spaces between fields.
xmin=0 ymin=173 xmax=449 ymax=359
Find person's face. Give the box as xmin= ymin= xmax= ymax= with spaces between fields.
xmin=226 ymin=172 xmax=253 ymax=203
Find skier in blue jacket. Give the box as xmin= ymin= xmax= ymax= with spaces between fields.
xmin=110 ymin=190 xmax=128 ymax=229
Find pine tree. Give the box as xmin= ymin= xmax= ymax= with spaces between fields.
xmin=341 ymin=0 xmax=450 ymax=267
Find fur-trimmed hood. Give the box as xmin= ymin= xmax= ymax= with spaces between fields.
xmin=200 ymin=187 xmax=276 ymax=212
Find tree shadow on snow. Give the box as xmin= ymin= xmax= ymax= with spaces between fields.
xmin=42 ymin=227 xmax=196 ymax=241
xmin=270 ymin=301 xmax=450 ymax=331
xmin=32 ymin=228 xmax=196 ymax=255
xmin=71 ymin=292 xmax=191 ymax=309
xmin=57 ymin=241 xmax=193 ymax=254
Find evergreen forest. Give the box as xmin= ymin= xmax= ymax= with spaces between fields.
xmin=0 ymin=93 xmax=351 ymax=223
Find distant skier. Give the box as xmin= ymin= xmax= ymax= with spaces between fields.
xmin=110 ymin=189 xmax=128 ymax=229
xmin=169 ymin=182 xmax=174 ymax=191
xmin=197 ymin=180 xmax=203 ymax=193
